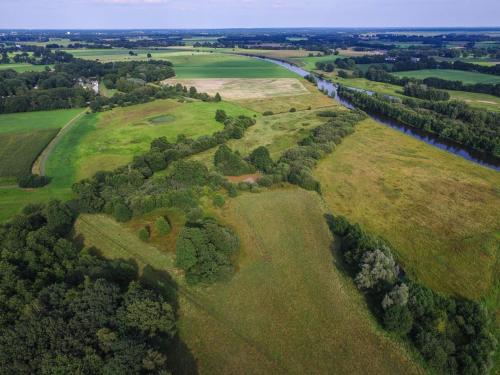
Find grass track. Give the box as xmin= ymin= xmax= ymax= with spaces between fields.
xmin=74 ymin=189 xmax=423 ymax=375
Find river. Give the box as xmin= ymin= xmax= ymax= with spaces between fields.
xmin=251 ymin=55 xmax=500 ymax=171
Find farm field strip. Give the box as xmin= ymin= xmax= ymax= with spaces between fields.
xmin=394 ymin=69 xmax=500 ymax=84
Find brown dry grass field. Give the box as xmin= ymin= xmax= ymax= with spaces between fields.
xmin=314 ymin=119 xmax=500 ymax=309
xmin=164 ymin=78 xmax=309 ymax=100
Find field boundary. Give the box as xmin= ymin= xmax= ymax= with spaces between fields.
xmin=31 ymin=108 xmax=87 ymax=176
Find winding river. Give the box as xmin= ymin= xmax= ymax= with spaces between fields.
xmin=252 ymin=56 xmax=500 ymax=171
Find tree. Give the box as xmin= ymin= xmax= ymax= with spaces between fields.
xmin=146 ymin=53 xmax=152 ymax=58
xmin=383 ymin=305 xmax=413 ymax=336
xmin=214 ymin=92 xmax=222 ymax=102
xmin=249 ymin=146 xmax=273 ymax=172
xmin=354 ymin=247 xmax=398 ymax=291
xmin=114 ymin=203 xmax=132 ymax=222
xmin=44 ymin=200 xmax=74 ymax=236
xmin=138 ymin=227 xmax=150 ymax=242
xmin=155 ymin=216 xmax=171 ymax=235
xmin=213 ymin=194 xmax=225 ymax=207
xmin=215 ymin=109 xmax=227 ymax=123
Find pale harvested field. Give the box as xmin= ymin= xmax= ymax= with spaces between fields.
xmin=164 ymin=78 xmax=309 ymax=100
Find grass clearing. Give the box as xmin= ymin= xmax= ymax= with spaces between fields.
xmin=315 ymin=118 xmax=500 ymax=304
xmin=164 ymin=78 xmax=308 ymax=100
xmin=74 ymin=189 xmax=423 ymax=375
xmin=394 ymin=69 xmax=500 ymax=84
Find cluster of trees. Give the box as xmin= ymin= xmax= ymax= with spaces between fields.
xmin=0 ymin=46 xmax=74 ymax=65
xmin=175 ymin=218 xmax=239 ymax=284
xmin=315 ymin=61 xmax=335 ymax=72
xmin=18 ymin=173 xmax=51 ymax=188
xmin=338 ymin=86 xmax=500 ymax=157
xmin=326 ymin=214 xmax=497 ymax=375
xmin=403 ymin=82 xmax=450 ymax=101
xmin=365 ymin=65 xmax=500 ymax=98
xmin=214 ymin=144 xmax=255 ymax=176
xmin=0 ymin=201 xmax=179 ymax=373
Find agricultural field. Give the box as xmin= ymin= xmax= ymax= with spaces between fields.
xmin=74 ymin=189 xmax=423 ymax=375
xmin=0 ymin=108 xmax=84 ymax=178
xmin=314 ymin=118 xmax=500 ymax=307
xmin=0 ymin=63 xmax=50 ymax=72
xmin=394 ymin=69 xmax=500 ymax=84
xmin=168 ymin=46 xmax=319 ymax=59
xmin=164 ymin=78 xmax=309 ymax=100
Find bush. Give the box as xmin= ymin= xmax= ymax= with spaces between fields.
xmin=289 ymin=107 xmax=296 ymax=112
xmin=18 ymin=174 xmax=51 ymax=188
xmin=214 ymin=144 xmax=255 ymax=176
xmin=175 ymin=219 xmax=239 ymax=284
xmin=227 ymin=184 xmax=238 ymax=197
xmin=249 ymin=146 xmax=273 ymax=172
xmin=383 ymin=305 xmax=413 ymax=336
xmin=155 ymin=216 xmax=171 ymax=235
xmin=263 ymin=111 xmax=274 ymax=116
xmin=213 ymin=194 xmax=225 ymax=207
xmin=114 ymin=203 xmax=132 ymax=222
xmin=257 ymin=175 xmax=273 ymax=187
xmin=215 ymin=109 xmax=227 ymax=123
xmin=138 ymin=227 xmax=150 ymax=242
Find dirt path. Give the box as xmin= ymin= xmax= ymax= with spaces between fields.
xmin=31 ymin=109 xmax=87 ymax=176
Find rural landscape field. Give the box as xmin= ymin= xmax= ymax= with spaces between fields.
xmin=0 ymin=1 xmax=499 ymax=374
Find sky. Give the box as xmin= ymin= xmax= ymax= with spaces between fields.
xmin=0 ymin=0 xmax=499 ymax=29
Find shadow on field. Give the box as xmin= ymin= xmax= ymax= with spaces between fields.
xmin=72 ymin=232 xmax=199 ymax=375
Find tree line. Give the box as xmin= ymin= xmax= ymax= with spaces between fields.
xmin=338 ymin=86 xmax=500 ymax=157
xmin=326 ymin=214 xmax=497 ymax=375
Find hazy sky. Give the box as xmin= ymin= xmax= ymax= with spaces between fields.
xmin=0 ymin=0 xmax=499 ymax=29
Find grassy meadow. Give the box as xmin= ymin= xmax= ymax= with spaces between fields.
xmin=314 ymin=119 xmax=500 ymax=306
xmin=72 ymin=99 xmax=256 ymax=180
xmin=74 ymin=189 xmax=423 ymax=375
xmin=0 ymin=108 xmax=83 ymax=134
xmin=394 ymin=69 xmax=500 ymax=84
xmin=192 ymin=106 xmax=340 ymax=166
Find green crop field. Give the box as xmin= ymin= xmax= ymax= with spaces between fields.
xmin=394 ymin=69 xmax=500 ymax=84
xmin=169 ymin=53 xmax=298 ymax=78
xmin=72 ymin=99 xmax=256 ymax=180
xmin=74 ymin=189 xmax=423 ymax=375
xmin=0 ymin=108 xmax=83 ymax=134
xmin=0 ymin=63 xmax=51 ymax=72
xmin=315 ymin=119 xmax=500 ymax=306
xmin=0 ymin=129 xmax=58 ymax=177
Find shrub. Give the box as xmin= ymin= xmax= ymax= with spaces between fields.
xmin=114 ymin=203 xmax=132 ymax=222
xmin=249 ymin=146 xmax=273 ymax=172
xmin=175 ymin=219 xmax=238 ymax=284
xmin=257 ymin=175 xmax=273 ymax=187
xmin=227 ymin=184 xmax=238 ymax=197
xmin=138 ymin=227 xmax=150 ymax=242
xmin=155 ymin=216 xmax=171 ymax=235
xmin=383 ymin=305 xmax=413 ymax=336
xmin=215 ymin=109 xmax=227 ymax=123
xmin=263 ymin=111 xmax=274 ymax=116
xmin=18 ymin=174 xmax=51 ymax=188
xmin=289 ymin=107 xmax=296 ymax=112
xmin=214 ymin=144 xmax=255 ymax=176
xmin=213 ymin=194 xmax=225 ymax=207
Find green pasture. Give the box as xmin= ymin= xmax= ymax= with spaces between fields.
xmin=394 ymin=69 xmax=500 ymax=84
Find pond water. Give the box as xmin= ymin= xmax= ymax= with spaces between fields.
xmin=252 ymin=56 xmax=500 ymax=171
